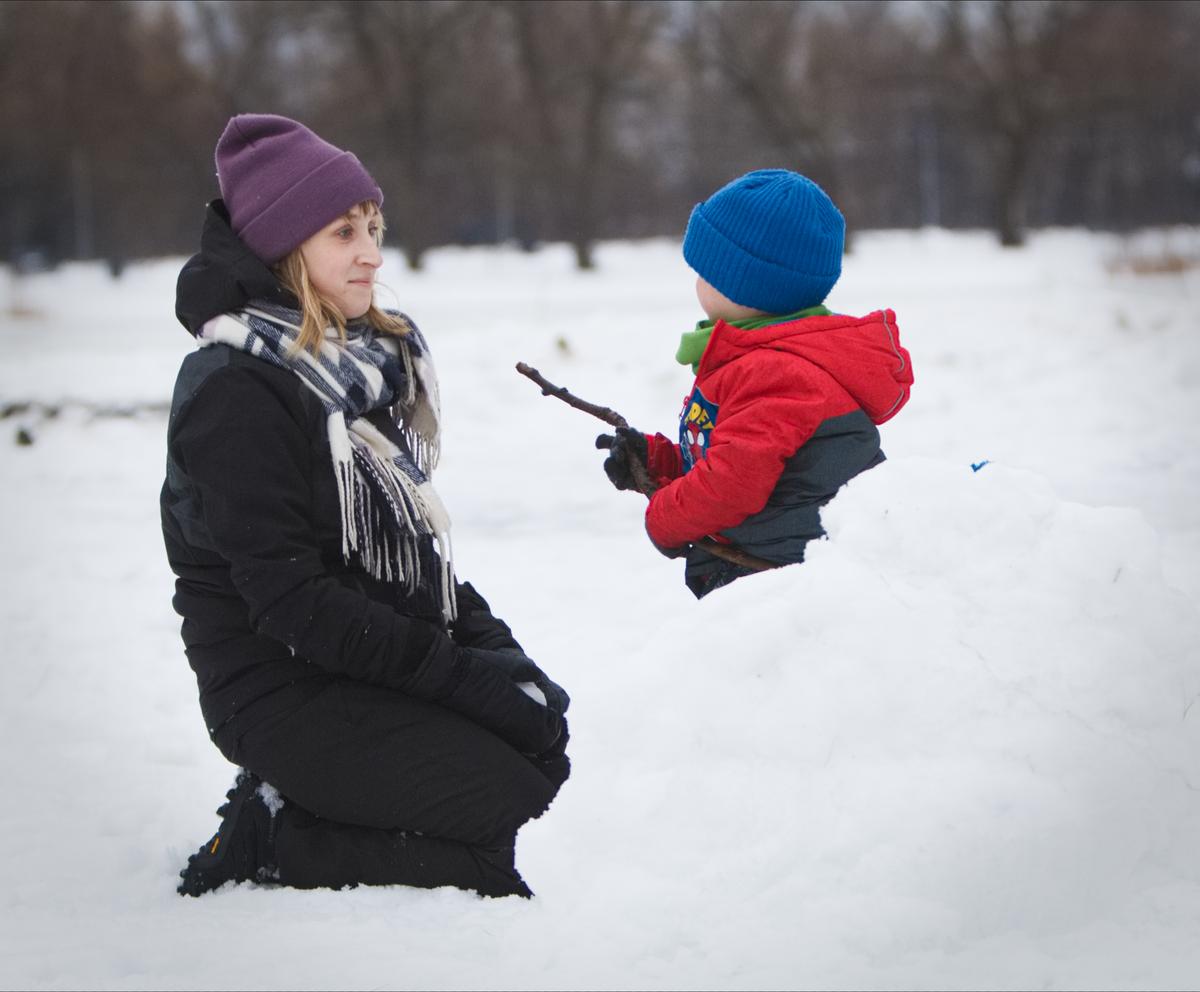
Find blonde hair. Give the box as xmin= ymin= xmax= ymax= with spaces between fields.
xmin=274 ymin=201 xmax=410 ymax=356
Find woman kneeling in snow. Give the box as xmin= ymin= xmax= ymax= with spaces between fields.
xmin=162 ymin=114 xmax=569 ymax=898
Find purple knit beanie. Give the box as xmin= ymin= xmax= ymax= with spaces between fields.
xmin=215 ymin=114 xmax=383 ymax=265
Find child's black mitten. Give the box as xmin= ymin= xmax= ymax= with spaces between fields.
xmin=596 ymin=427 xmax=648 ymax=492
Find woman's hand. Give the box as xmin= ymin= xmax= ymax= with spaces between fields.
xmin=442 ymin=648 xmax=566 ymax=756
xmin=470 ymin=647 xmax=570 ymax=716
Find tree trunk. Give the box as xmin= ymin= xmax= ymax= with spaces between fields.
xmin=572 ymin=239 xmax=594 ymax=270
xmin=996 ymin=131 xmax=1031 ymax=248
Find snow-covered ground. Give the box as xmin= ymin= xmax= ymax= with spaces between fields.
xmin=1 ymin=228 xmax=1198 ymax=990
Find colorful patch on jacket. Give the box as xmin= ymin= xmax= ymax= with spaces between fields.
xmin=679 ymin=386 xmax=719 ymax=473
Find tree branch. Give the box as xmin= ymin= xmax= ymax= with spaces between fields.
xmin=516 ymin=362 xmax=630 ymax=429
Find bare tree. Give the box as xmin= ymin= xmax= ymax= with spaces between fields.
xmin=0 ymin=1 xmax=219 ymax=267
xmin=187 ymin=0 xmax=301 ymax=117
xmin=504 ymin=0 xmax=667 ymax=269
xmin=1 ymin=0 xmax=1197 ymax=270
xmin=689 ymin=0 xmax=899 ymax=250
xmin=935 ymin=0 xmax=1106 ymax=246
xmin=307 ymin=0 xmax=485 ymax=270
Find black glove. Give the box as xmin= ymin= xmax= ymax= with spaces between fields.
xmin=596 ymin=426 xmax=648 ymax=492
xmin=450 ymin=580 xmax=523 ymax=653
xmin=474 ymin=647 xmax=570 ymax=716
xmin=538 ymin=716 xmax=570 ymax=760
xmin=441 ymin=647 xmax=565 ymax=755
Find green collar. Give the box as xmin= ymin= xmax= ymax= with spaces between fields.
xmin=675 ymin=305 xmax=832 ymax=372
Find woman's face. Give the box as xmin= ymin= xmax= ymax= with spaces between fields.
xmin=299 ymin=204 xmax=383 ymax=319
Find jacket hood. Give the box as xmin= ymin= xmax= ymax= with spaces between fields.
xmin=702 ymin=309 xmax=913 ymax=424
xmin=174 ymin=199 xmax=292 ymax=336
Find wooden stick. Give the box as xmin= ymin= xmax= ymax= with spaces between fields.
xmin=516 ymin=362 xmax=629 ymax=429
xmin=515 ymin=361 xmax=780 ymax=573
xmin=692 ymin=537 xmax=780 ymax=572
xmin=517 ymin=362 xmax=651 ymax=490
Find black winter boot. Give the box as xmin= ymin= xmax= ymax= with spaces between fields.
xmin=177 ymin=769 xmax=279 ymax=896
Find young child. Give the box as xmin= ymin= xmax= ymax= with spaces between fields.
xmin=601 ymin=169 xmax=914 ymax=598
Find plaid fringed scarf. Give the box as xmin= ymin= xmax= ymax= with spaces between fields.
xmin=197 ymin=299 xmax=456 ymax=622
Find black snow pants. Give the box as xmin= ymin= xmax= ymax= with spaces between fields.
xmin=225 ymin=679 xmax=570 ymax=897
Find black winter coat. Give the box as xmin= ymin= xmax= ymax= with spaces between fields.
xmin=162 ymin=202 xmax=521 ymax=757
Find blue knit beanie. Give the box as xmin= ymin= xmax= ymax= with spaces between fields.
xmin=683 ymin=169 xmax=845 ymax=314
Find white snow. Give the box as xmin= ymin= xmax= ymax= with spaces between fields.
xmin=256 ymin=782 xmax=285 ymax=819
xmin=1 ymin=228 xmax=1198 ymax=990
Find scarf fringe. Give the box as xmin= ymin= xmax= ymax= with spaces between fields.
xmin=203 ymin=309 xmax=457 ymax=623
xmin=332 ymin=400 xmax=457 ymax=624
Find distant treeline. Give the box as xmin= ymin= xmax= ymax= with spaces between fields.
xmin=2 ymin=0 xmax=1197 ymax=271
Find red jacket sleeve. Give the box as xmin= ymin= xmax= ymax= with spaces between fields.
xmin=645 ymin=353 xmax=830 ymax=548
xmin=644 ymin=431 xmax=683 ymax=486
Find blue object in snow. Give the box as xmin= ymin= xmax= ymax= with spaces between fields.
xmin=971 ymin=460 xmax=991 ymax=473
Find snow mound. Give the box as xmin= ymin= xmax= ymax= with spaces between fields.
xmin=571 ymin=457 xmax=1200 ymax=982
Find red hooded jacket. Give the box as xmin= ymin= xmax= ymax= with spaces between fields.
xmin=645 ymin=309 xmax=913 ymax=578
